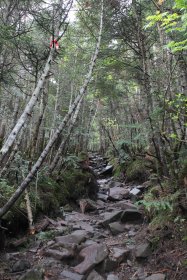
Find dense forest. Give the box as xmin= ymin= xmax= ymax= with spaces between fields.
xmin=0 ymin=0 xmax=187 ymax=279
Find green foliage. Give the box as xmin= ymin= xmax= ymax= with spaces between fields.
xmin=36 ymin=230 xmax=56 ymax=241
xmin=0 ymin=179 xmax=15 ymax=207
xmin=138 ymin=199 xmax=173 ymax=213
xmin=146 ymin=0 xmax=187 ymax=52
xmin=61 ymin=154 xmax=80 ymax=170
xmin=137 ymin=184 xmax=181 ymax=230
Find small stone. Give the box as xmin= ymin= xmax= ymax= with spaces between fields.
xmin=112 ymin=247 xmax=130 ymax=263
xmin=107 ymin=274 xmax=119 ymax=280
xmin=145 ymin=274 xmax=166 ymax=280
xmin=127 ymin=259 xmax=132 ymax=266
xmin=128 ymin=230 xmax=136 ymax=237
xmin=60 ymin=270 xmax=84 ymax=280
xmin=97 ymin=193 xmax=108 ymax=202
xmin=130 ymin=188 xmax=141 ymax=196
xmin=135 ymin=242 xmax=152 ymax=258
xmin=109 ymin=222 xmax=126 ymax=235
xmin=87 ymin=270 xmax=104 ymax=280
xmin=11 ymin=259 xmax=31 ymax=272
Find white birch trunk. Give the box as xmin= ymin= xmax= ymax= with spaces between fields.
xmin=49 ymin=96 xmax=84 ymax=173
xmin=0 ymin=0 xmax=104 ymax=218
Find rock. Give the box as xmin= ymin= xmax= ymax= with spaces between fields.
xmin=60 ymin=270 xmax=84 ymax=280
xmin=97 ymin=193 xmax=108 ymax=202
xmin=73 ymin=229 xmax=93 ymax=238
xmin=11 ymin=259 xmax=31 ymax=272
xmin=43 ymin=248 xmax=75 ymax=260
xmin=145 ymin=274 xmax=166 ymax=280
xmin=19 ymin=268 xmax=44 ymax=280
xmin=35 ymin=218 xmax=50 ymax=233
xmin=96 ymin=199 xmax=105 ymax=207
xmin=108 ymin=181 xmax=123 ymax=188
xmin=63 ymin=204 xmax=74 ymax=212
xmin=99 ymin=165 xmax=113 ymax=175
xmin=73 ymin=222 xmax=94 ymax=233
xmin=87 ymin=270 xmax=104 ymax=280
xmin=65 ymin=212 xmax=90 ymax=222
xmin=97 ymin=179 xmax=109 ymax=186
xmin=73 ymin=244 xmax=108 ymax=275
xmin=128 ymin=230 xmax=136 ymax=237
xmin=135 ymin=267 xmax=147 ymax=279
xmin=107 ymin=274 xmax=119 ymax=280
xmin=84 ymin=240 xmax=97 ymax=247
xmin=112 ymin=247 xmax=130 ymax=263
xmin=121 ymin=209 xmax=142 ymax=223
xmin=55 ymin=230 xmax=87 ymax=245
xmin=79 ymin=199 xmax=98 ymax=214
xmin=135 ymin=242 xmax=152 ymax=258
xmin=130 ymin=187 xmax=141 ymax=196
xmin=109 ymin=222 xmax=126 ymax=235
xmin=101 ymin=211 xmax=123 ymax=227
xmin=108 ymin=187 xmax=130 ymax=201
xmin=114 ymin=201 xmax=138 ymax=210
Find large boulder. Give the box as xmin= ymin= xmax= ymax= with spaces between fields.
xmin=101 ymin=211 xmax=123 ymax=227
xmin=73 ymin=244 xmax=108 ymax=275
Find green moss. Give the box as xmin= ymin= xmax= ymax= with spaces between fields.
xmin=61 ymin=168 xmax=98 ymax=201
xmin=126 ymin=159 xmax=149 ymax=182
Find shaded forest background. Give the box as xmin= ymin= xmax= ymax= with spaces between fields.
xmin=0 ymin=0 xmax=187 ymax=232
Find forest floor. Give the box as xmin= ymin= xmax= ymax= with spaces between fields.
xmin=0 ymin=153 xmax=187 ymax=280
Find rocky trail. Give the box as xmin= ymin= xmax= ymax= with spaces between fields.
xmin=0 ymin=154 xmax=171 ymax=280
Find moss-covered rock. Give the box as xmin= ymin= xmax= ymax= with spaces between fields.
xmin=125 ymin=159 xmax=149 ymax=183
xmin=60 ymin=168 xmax=99 ymax=202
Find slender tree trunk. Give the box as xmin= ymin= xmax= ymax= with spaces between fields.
xmin=31 ymin=82 xmax=48 ymax=159
xmin=49 ymin=96 xmax=84 ymax=174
